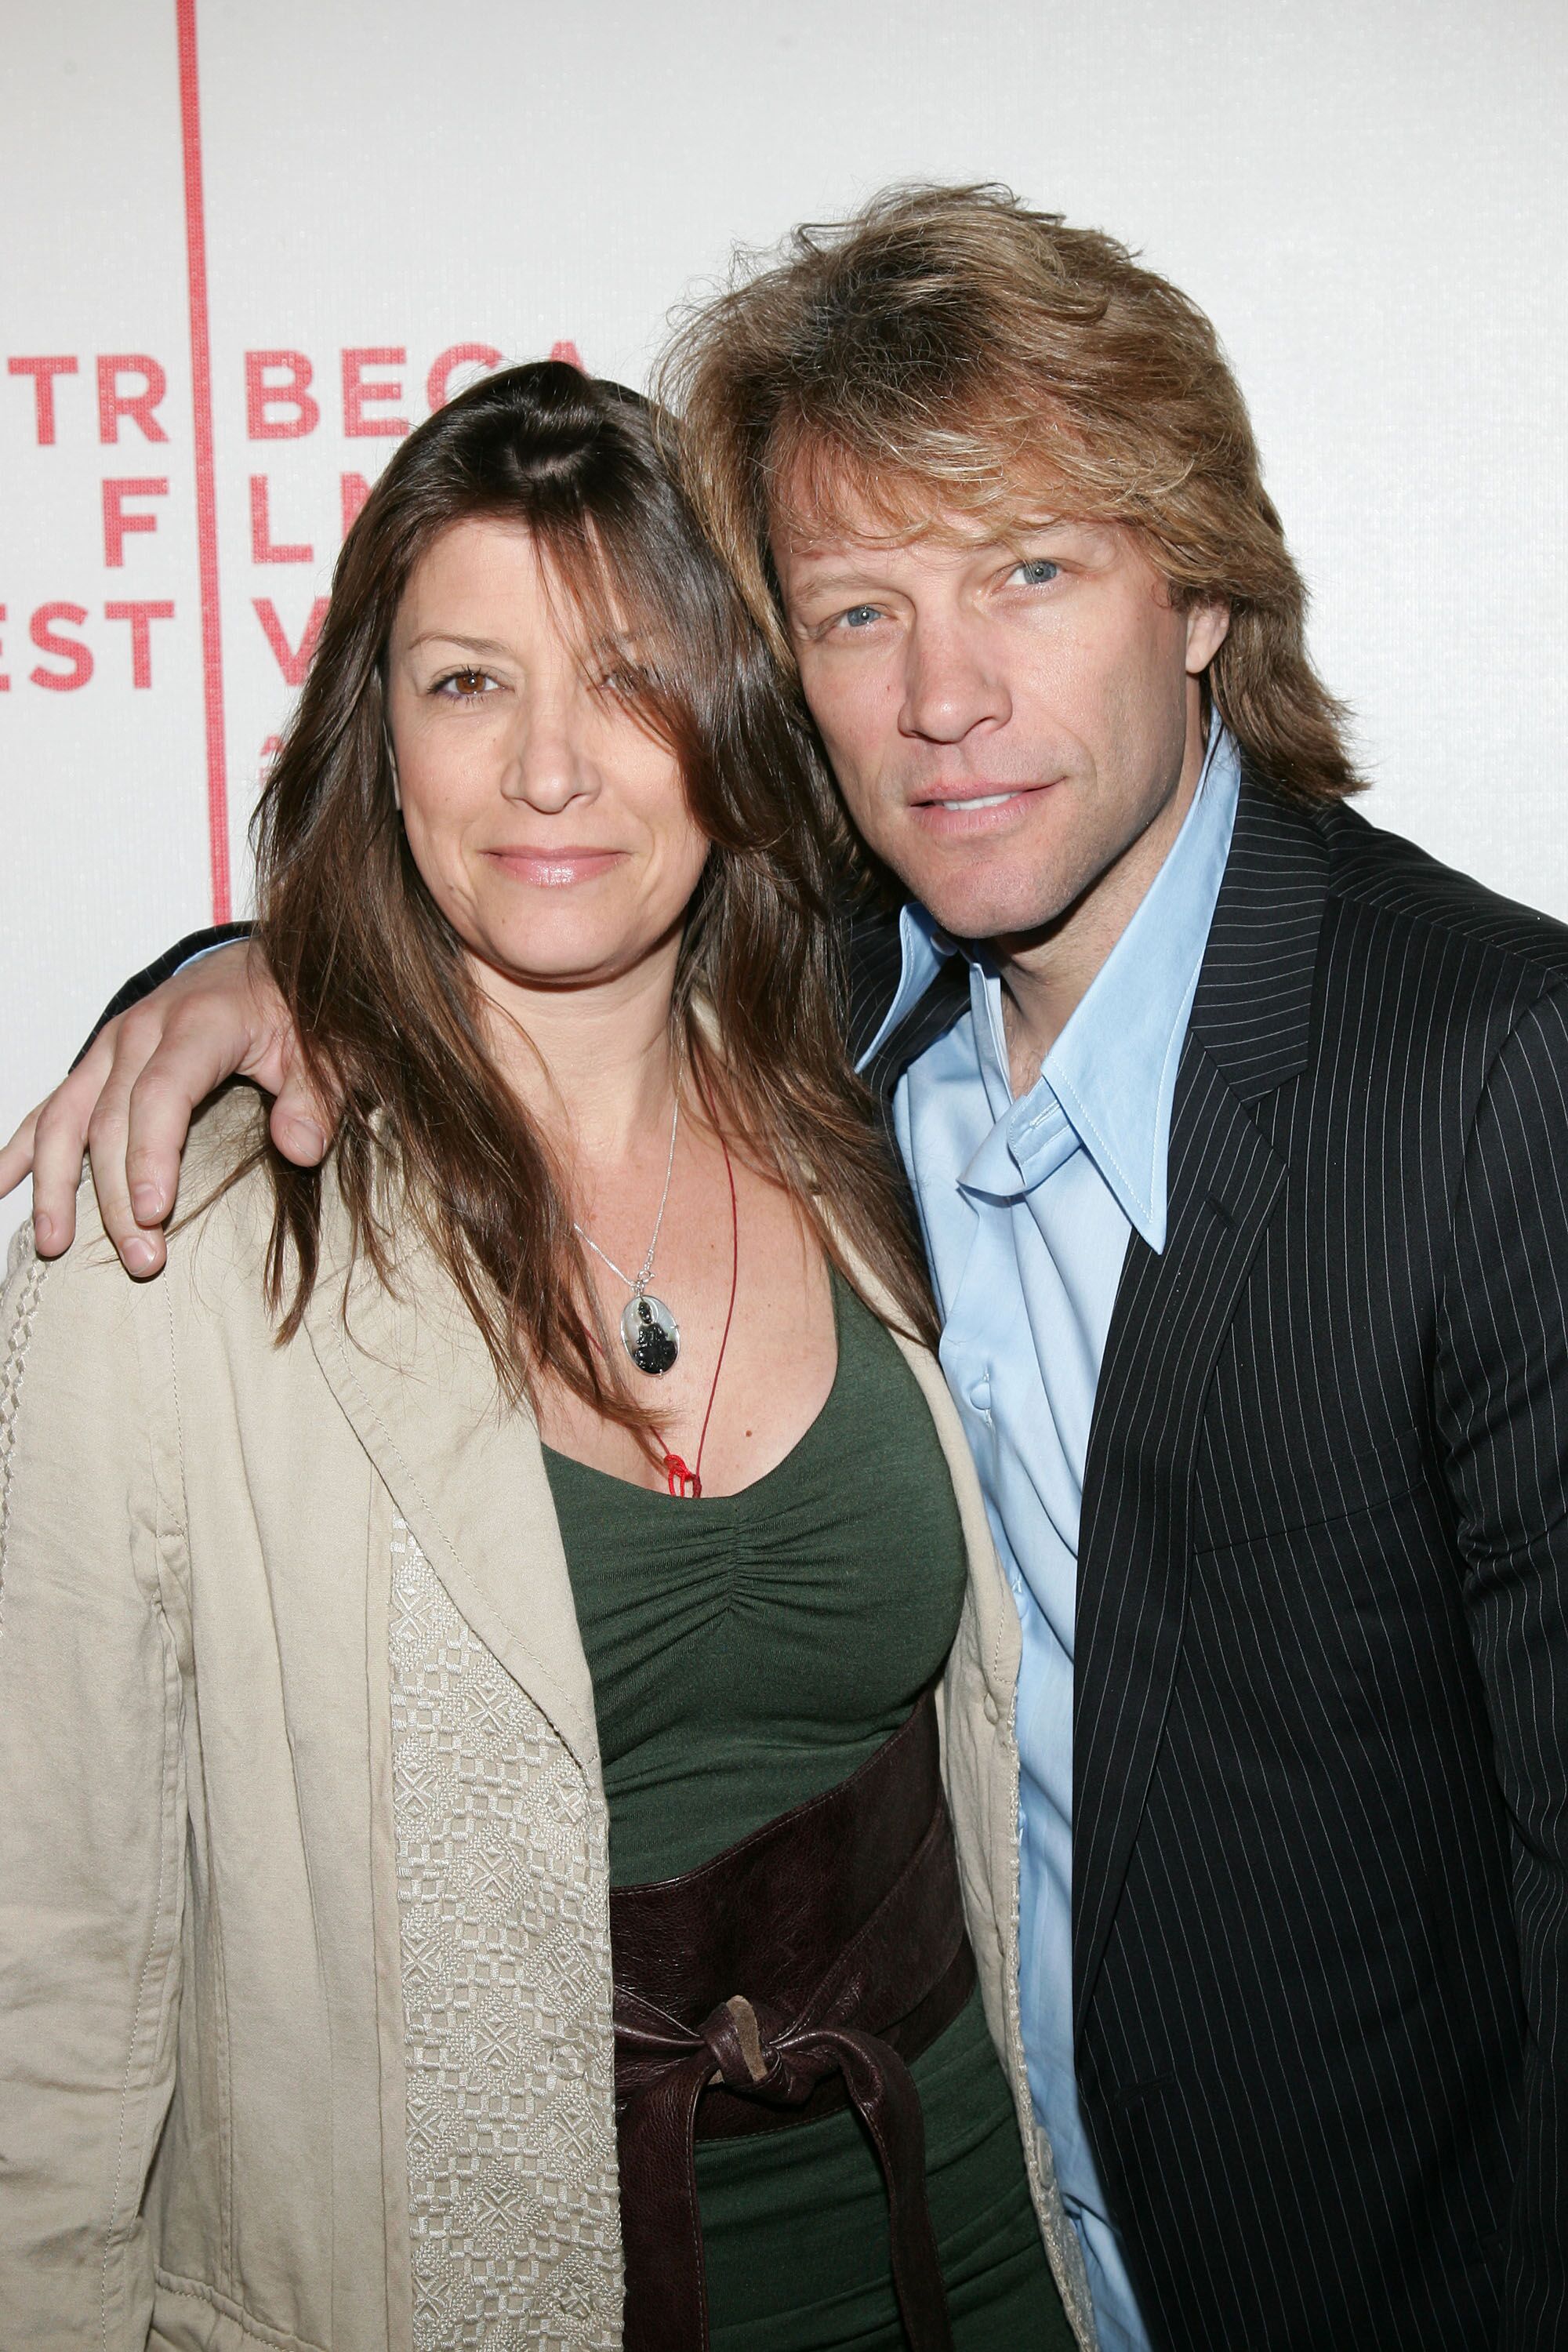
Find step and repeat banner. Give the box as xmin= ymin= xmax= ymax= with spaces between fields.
xmin=3 ymin=0 xmax=1565 ymax=1190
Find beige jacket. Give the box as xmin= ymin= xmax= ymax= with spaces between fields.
xmin=0 ymin=1096 xmax=1095 ymax=2351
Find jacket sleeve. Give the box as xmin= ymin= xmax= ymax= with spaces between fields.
xmin=74 ymin=920 xmax=252 ymax=1062
xmin=0 ymin=1223 xmax=187 ymax=2347
xmin=1433 ymin=982 xmax=1568 ymax=2351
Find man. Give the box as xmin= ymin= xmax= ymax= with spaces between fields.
xmin=7 ymin=185 xmax=1566 ymax=2350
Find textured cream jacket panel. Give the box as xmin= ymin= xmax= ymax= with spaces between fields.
xmin=0 ymin=1097 xmax=1095 ymax=2352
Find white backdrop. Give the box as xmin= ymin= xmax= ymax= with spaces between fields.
xmin=4 ymin=0 xmax=1566 ymax=1221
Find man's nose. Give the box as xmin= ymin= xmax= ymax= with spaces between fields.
xmin=899 ymin=619 xmax=1010 ymax=744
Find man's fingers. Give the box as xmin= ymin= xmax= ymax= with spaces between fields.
xmin=24 ymin=1047 xmax=113 ymax=1254
xmin=85 ymin=1056 xmax=162 ymax=1277
xmin=0 ymin=1103 xmax=43 ymax=1203
xmin=12 ymin=938 xmax=316 ymax=1276
xmin=119 ymin=1004 xmax=260 ymax=1227
xmin=270 ymin=1056 xmax=331 ymax=1167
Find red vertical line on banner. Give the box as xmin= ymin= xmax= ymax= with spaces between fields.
xmin=175 ymin=0 xmax=231 ymax=920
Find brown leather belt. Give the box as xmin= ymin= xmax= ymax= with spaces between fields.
xmin=609 ymin=1688 xmax=976 ymax=2351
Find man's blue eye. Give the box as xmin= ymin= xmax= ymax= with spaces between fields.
xmin=1016 ymin=560 xmax=1059 ymax=586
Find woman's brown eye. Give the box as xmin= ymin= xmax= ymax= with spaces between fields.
xmin=451 ymin=670 xmax=487 ymax=696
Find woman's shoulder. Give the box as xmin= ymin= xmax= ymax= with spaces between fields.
xmin=3 ymin=1085 xmax=277 ymax=1356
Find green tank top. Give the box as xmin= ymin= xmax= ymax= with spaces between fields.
xmin=542 ymin=1272 xmax=1069 ymax=2350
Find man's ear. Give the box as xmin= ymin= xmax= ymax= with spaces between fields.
xmin=1185 ymin=599 xmax=1231 ymax=674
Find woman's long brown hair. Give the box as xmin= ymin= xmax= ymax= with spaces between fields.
xmin=250 ymin=360 xmax=937 ymax=1426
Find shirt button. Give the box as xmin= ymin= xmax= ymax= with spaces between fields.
xmin=982 ymin=1692 xmax=1000 ymax=1726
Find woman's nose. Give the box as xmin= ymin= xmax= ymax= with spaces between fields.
xmin=499 ymin=706 xmax=597 ymax=810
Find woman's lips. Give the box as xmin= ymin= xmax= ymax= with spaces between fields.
xmin=484 ymin=846 xmax=626 ymax=886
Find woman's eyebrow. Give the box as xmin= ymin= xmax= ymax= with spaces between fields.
xmin=589 ymin=628 xmax=656 ymax=658
xmin=405 ymin=630 xmax=516 ymax=658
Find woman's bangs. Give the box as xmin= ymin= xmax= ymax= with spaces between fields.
xmin=531 ymin=506 xmax=704 ymax=756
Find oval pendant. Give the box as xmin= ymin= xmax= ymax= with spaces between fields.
xmin=621 ymin=1291 xmax=680 ymax=1376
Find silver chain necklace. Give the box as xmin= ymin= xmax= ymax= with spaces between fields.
xmin=573 ymin=1095 xmax=682 ymax=1375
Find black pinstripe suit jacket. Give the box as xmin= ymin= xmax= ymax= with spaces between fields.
xmin=854 ymin=779 xmax=1568 ymax=2351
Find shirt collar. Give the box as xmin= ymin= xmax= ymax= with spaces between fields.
xmin=956 ymin=718 xmax=1241 ymax=1250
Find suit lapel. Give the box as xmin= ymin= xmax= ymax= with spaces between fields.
xmin=844 ymin=891 xmax=912 ymax=1067
xmin=1072 ymin=782 xmax=1332 ymax=2032
xmin=1072 ymin=1044 xmax=1286 ymax=2025
xmin=861 ymin=951 xmax=971 ymax=1102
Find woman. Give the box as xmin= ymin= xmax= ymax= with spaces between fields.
xmin=0 ymin=365 xmax=1087 ymax=2350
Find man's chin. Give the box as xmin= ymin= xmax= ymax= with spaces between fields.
xmin=899 ymin=868 xmax=1069 ymax=947
xmin=867 ymin=817 xmax=1080 ymax=946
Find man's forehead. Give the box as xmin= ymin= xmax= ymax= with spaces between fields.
xmin=770 ymin=498 xmax=1115 ymax=582
xmin=767 ymin=441 xmax=1094 ymax=557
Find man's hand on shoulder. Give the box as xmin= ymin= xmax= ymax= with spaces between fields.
xmin=0 ymin=940 xmax=330 ymax=1278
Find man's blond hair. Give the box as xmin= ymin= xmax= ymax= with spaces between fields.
xmin=659 ymin=182 xmax=1359 ymax=806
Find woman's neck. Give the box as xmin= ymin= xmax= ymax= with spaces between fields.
xmin=470 ymin=942 xmax=681 ymax=1167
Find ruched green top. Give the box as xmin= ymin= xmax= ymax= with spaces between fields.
xmin=542 ymin=1272 xmax=1070 ymax=2350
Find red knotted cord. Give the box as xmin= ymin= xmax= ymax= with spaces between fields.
xmin=659 ymin=1127 xmax=739 ymax=1500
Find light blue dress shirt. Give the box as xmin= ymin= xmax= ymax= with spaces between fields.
xmin=863 ymin=724 xmax=1240 ymax=2352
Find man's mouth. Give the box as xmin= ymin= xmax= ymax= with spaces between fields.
xmin=907 ymin=779 xmax=1057 ymax=830
xmin=926 ymin=790 xmax=1019 ymax=811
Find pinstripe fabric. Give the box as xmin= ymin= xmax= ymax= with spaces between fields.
xmin=854 ymin=781 xmax=1568 ymax=2352
xmin=844 ymin=890 xmax=909 ymax=1067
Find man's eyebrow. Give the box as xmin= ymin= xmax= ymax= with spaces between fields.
xmin=781 ymin=564 xmax=888 ymax=594
xmin=404 ymin=630 xmax=517 ymax=658
xmin=783 ymin=520 xmax=1078 ymax=586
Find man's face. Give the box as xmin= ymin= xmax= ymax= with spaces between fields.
xmin=773 ymin=481 xmax=1229 ymax=944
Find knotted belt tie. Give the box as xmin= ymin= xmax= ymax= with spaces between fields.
xmin=610 ymin=1690 xmax=976 ymax=2351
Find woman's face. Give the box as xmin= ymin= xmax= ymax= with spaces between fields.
xmin=385 ymin=517 xmax=709 ymax=1004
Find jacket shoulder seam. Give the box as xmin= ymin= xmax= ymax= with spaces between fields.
xmin=1428 ymin=975 xmax=1568 ymax=1345
xmin=1323 ymin=831 xmax=1568 ymax=991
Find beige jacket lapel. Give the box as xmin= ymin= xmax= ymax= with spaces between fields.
xmin=302 ymin=1169 xmax=603 ymax=1784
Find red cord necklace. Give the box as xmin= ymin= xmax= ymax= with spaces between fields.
xmin=656 ymin=1127 xmax=739 ymax=1500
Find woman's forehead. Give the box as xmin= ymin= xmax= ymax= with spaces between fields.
xmin=396 ymin=517 xmax=644 ymax=658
